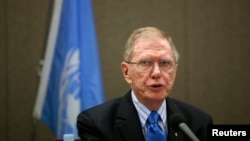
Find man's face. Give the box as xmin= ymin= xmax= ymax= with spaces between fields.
xmin=121 ymin=37 xmax=178 ymax=107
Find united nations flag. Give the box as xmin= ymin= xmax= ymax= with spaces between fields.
xmin=33 ymin=0 xmax=105 ymax=138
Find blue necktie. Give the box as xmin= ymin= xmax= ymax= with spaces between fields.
xmin=147 ymin=112 xmax=166 ymax=141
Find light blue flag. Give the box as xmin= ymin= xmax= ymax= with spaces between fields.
xmin=33 ymin=0 xmax=105 ymax=138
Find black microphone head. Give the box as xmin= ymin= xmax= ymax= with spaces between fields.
xmin=169 ymin=113 xmax=187 ymax=129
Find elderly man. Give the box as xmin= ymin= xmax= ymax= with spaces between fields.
xmin=77 ymin=27 xmax=213 ymax=141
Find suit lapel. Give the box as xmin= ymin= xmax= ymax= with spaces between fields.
xmin=168 ymin=121 xmax=184 ymax=141
xmin=115 ymin=91 xmax=145 ymax=141
xmin=167 ymin=98 xmax=185 ymax=141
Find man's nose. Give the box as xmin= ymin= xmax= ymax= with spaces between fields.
xmin=151 ymin=63 xmax=161 ymax=78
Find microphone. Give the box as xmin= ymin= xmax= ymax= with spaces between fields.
xmin=170 ymin=113 xmax=200 ymax=141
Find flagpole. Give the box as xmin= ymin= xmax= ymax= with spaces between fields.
xmin=32 ymin=0 xmax=63 ymax=120
xmin=31 ymin=0 xmax=63 ymax=140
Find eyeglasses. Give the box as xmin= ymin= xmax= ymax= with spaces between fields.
xmin=126 ymin=59 xmax=176 ymax=73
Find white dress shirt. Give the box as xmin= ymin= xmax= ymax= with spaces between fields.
xmin=131 ymin=90 xmax=168 ymax=140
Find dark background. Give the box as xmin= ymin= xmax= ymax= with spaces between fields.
xmin=1 ymin=0 xmax=250 ymax=141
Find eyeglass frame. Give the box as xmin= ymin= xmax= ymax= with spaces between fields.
xmin=125 ymin=59 xmax=177 ymax=73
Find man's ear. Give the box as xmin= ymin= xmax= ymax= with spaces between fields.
xmin=121 ymin=62 xmax=132 ymax=84
xmin=173 ymin=63 xmax=178 ymax=79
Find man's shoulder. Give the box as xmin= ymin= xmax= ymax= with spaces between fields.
xmin=167 ymin=97 xmax=213 ymax=121
xmin=81 ymin=96 xmax=123 ymax=115
xmin=77 ymin=92 xmax=133 ymax=128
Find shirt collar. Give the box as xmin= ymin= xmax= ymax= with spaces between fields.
xmin=131 ymin=90 xmax=167 ymax=128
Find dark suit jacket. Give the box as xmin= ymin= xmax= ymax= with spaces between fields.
xmin=77 ymin=90 xmax=213 ymax=141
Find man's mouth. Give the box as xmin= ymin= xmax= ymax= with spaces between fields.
xmin=149 ymin=84 xmax=164 ymax=89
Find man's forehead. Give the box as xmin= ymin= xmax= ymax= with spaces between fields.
xmin=134 ymin=37 xmax=172 ymax=51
